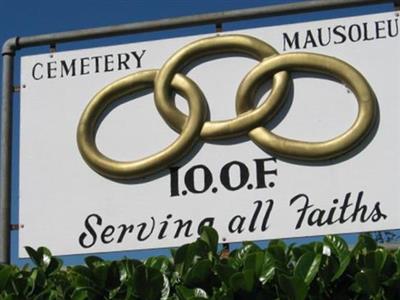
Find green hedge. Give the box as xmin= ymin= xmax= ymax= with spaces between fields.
xmin=1 ymin=228 xmax=399 ymax=299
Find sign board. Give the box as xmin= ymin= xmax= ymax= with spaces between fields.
xmin=19 ymin=11 xmax=400 ymax=257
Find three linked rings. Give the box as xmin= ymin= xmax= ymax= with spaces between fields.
xmin=77 ymin=34 xmax=378 ymax=180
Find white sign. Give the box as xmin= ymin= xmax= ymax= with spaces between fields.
xmin=19 ymin=11 xmax=400 ymax=257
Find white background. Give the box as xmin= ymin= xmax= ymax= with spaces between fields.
xmin=19 ymin=12 xmax=400 ymax=257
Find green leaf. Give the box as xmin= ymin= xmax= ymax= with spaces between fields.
xmin=0 ymin=265 xmax=13 ymax=290
xmin=278 ymin=274 xmax=308 ymax=300
xmin=318 ymin=254 xmax=340 ymax=284
xmin=324 ymin=235 xmax=349 ymax=261
xmin=71 ymin=289 xmax=86 ymax=300
xmin=199 ymin=227 xmax=218 ymax=254
xmin=355 ymin=269 xmax=380 ymax=296
xmin=214 ymin=263 xmax=236 ymax=286
xmin=176 ymin=286 xmax=208 ymax=299
xmin=70 ymin=265 xmax=94 ymax=287
xmin=117 ymin=258 xmax=141 ymax=283
xmin=365 ymin=248 xmax=387 ymax=273
xmin=294 ymin=252 xmax=322 ymax=286
xmin=395 ymin=248 xmax=400 ymax=274
xmin=71 ymin=288 xmax=92 ymax=300
xmin=243 ymin=252 xmax=264 ymax=277
xmin=46 ymin=257 xmax=63 ymax=275
xmin=37 ymin=247 xmax=52 ymax=269
xmin=144 ymin=256 xmax=172 ymax=273
xmin=26 ymin=269 xmax=38 ymax=296
xmin=362 ymin=234 xmax=377 ymax=251
xmin=84 ymin=256 xmax=104 ymax=270
xmin=380 ymin=253 xmax=397 ymax=280
xmin=184 ymin=259 xmax=212 ymax=286
xmin=323 ymin=235 xmax=350 ymax=281
xmin=93 ymin=263 xmax=109 ymax=288
xmin=230 ymin=243 xmax=260 ymax=270
xmin=24 ymin=246 xmax=54 ymax=272
xmin=160 ymin=274 xmax=170 ymax=300
xmin=267 ymin=245 xmax=288 ymax=273
xmin=25 ymin=247 xmax=42 ymax=267
xmin=259 ymin=252 xmax=275 ymax=284
xmin=268 ymin=240 xmax=286 ymax=250
xmin=229 ymin=270 xmax=254 ymax=293
xmin=174 ymin=240 xmax=209 ymax=276
xmin=133 ymin=265 xmax=164 ymax=300
xmin=350 ymin=236 xmax=366 ymax=258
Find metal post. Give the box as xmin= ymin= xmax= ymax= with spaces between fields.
xmin=15 ymin=0 xmax=395 ymax=49
xmin=0 ymin=39 xmax=16 ymax=264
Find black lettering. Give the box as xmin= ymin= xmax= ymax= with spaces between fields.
xmin=117 ymin=53 xmax=130 ymax=71
xmin=290 ymin=194 xmax=313 ymax=229
xmin=317 ymin=27 xmax=331 ymax=46
xmin=60 ymin=59 xmax=76 ymax=77
xmin=220 ymin=161 xmax=249 ymax=191
xmin=91 ymin=56 xmax=102 ymax=73
xmin=32 ymin=63 xmax=43 ymax=80
xmin=170 ymin=167 xmax=180 ymax=197
xmin=370 ymin=203 xmax=387 ymax=222
xmin=47 ymin=61 xmax=57 ymax=79
xmin=137 ymin=217 xmax=155 ymax=241
xmin=283 ymin=32 xmax=300 ymax=51
xmin=303 ymin=30 xmax=318 ymax=48
xmin=349 ymin=24 xmax=362 ymax=42
xmin=158 ymin=214 xmax=172 ymax=239
xmin=101 ymin=225 xmax=115 ymax=244
xmin=388 ymin=18 xmax=399 ymax=37
xmin=131 ymin=50 xmax=146 ymax=68
xmin=325 ymin=199 xmax=339 ymax=225
xmin=228 ymin=215 xmax=246 ymax=233
xmin=339 ymin=193 xmax=353 ymax=223
xmin=249 ymin=200 xmax=262 ymax=232
xmin=333 ymin=25 xmax=347 ymax=44
xmin=254 ymin=158 xmax=277 ymax=189
xmin=351 ymin=192 xmax=369 ymax=222
xmin=262 ymin=199 xmax=274 ymax=231
xmin=80 ymin=57 xmax=90 ymax=75
xmin=79 ymin=213 xmax=101 ymax=249
xmin=308 ymin=208 xmax=326 ymax=226
xmin=117 ymin=224 xmax=134 ymax=243
xmin=174 ymin=220 xmax=193 ymax=238
xmin=185 ymin=165 xmax=212 ymax=194
xmin=104 ymin=54 xmax=114 ymax=72
xmin=363 ymin=22 xmax=374 ymax=41
xmin=375 ymin=20 xmax=386 ymax=39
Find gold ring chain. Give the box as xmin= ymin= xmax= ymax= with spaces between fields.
xmin=77 ymin=34 xmax=377 ymax=180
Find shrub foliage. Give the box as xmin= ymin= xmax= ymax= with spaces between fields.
xmin=0 ymin=228 xmax=399 ymax=299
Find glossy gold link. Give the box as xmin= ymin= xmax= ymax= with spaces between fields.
xmin=237 ymin=52 xmax=377 ymax=160
xmin=77 ymin=70 xmax=207 ymax=180
xmin=154 ymin=34 xmax=290 ymax=140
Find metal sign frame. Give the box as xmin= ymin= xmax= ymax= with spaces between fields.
xmin=1 ymin=0 xmax=398 ymax=264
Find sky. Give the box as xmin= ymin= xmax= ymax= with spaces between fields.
xmin=0 ymin=0 xmax=398 ymax=266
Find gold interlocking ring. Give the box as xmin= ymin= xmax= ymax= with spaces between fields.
xmin=77 ymin=70 xmax=206 ymax=180
xmin=154 ymin=34 xmax=289 ymax=139
xmin=77 ymin=34 xmax=378 ymax=180
xmin=237 ymin=52 xmax=377 ymax=160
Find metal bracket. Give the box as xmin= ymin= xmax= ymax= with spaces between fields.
xmin=50 ymin=43 xmax=56 ymax=53
xmin=216 ymin=23 xmax=223 ymax=33
xmin=10 ymin=224 xmax=23 ymax=231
